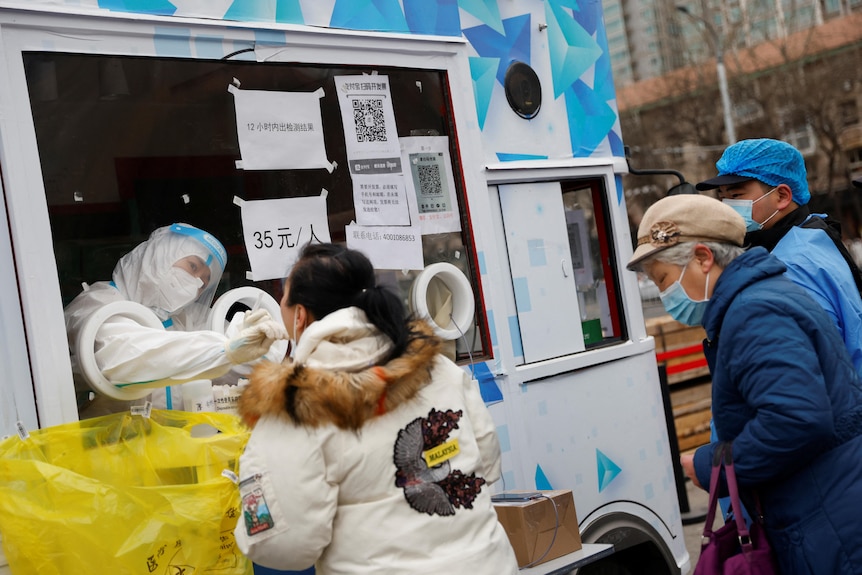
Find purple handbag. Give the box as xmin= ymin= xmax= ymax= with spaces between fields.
xmin=693 ymin=444 xmax=780 ymax=575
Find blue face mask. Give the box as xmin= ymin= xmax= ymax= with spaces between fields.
xmin=722 ymin=187 xmax=779 ymax=232
xmin=659 ymin=263 xmax=710 ymax=326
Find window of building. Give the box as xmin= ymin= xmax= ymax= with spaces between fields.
xmin=785 ymin=124 xmax=817 ymax=156
xmin=824 ymin=0 xmax=842 ymax=13
xmin=847 ymin=147 xmax=862 ymax=165
xmin=840 ymin=99 xmax=860 ymax=127
xmin=733 ymin=99 xmax=765 ymax=125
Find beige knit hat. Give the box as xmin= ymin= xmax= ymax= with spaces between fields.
xmin=627 ymin=194 xmax=745 ymax=270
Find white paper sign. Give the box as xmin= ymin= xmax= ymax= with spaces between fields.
xmin=334 ymin=75 xmax=402 ymax=168
xmin=353 ymin=173 xmax=412 ymax=226
xmin=345 ymin=223 xmax=424 ymax=271
xmin=229 ymin=84 xmax=335 ymax=172
xmin=400 ymin=136 xmax=462 ymax=234
xmin=240 ymin=194 xmax=332 ymax=281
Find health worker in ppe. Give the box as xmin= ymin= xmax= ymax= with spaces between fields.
xmin=65 ymin=223 xmax=286 ymax=415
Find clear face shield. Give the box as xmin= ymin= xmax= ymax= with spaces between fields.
xmin=164 ymin=224 xmax=227 ymax=330
xmin=111 ymin=223 xmax=228 ymax=331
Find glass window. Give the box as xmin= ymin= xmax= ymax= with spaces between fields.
xmin=840 ymin=99 xmax=859 ymax=127
xmin=23 ymin=52 xmax=490 ymax=384
xmin=561 ymin=180 xmax=624 ymax=348
xmin=498 ymin=178 xmax=624 ymax=365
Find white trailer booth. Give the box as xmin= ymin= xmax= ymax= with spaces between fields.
xmin=0 ymin=1 xmax=690 ymax=573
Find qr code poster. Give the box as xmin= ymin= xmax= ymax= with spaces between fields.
xmin=400 ymin=136 xmax=462 ymax=235
xmin=334 ymin=76 xmax=401 ymax=165
xmin=229 ymin=84 xmax=335 ymax=172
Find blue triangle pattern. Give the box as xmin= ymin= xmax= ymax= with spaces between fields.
xmin=225 ymin=0 xmax=274 ymax=21
xmin=405 ymin=0 xmax=461 ymax=36
xmin=596 ymin=448 xmax=621 ymax=492
xmin=275 ymin=0 xmax=304 ymax=24
xmin=614 ymin=173 xmax=624 ymax=204
xmin=566 ymin=0 xmax=599 ymax=35
xmin=99 ymin=0 xmax=176 ymax=15
xmin=565 ymin=82 xmax=617 ymax=156
xmin=609 ymin=131 xmax=625 ymax=159
xmin=545 ymin=1 xmax=603 ymax=98
xmin=331 ymin=0 xmax=409 ymax=33
xmin=496 ymin=153 xmax=549 ymax=162
xmin=590 ymin=3 xmax=617 ymax=105
xmin=535 ymin=464 xmax=554 ymax=490
xmin=462 ymin=14 xmax=531 ymax=86
xmin=555 ymin=0 xmax=580 ymax=11
xmin=458 ymin=0 xmax=505 ymax=34
xmin=470 ymin=57 xmax=498 ymax=130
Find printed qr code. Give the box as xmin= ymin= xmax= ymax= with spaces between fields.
xmin=417 ymin=164 xmax=443 ymax=197
xmin=352 ymin=98 xmax=387 ymax=142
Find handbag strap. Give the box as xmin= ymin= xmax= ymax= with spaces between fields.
xmin=703 ymin=443 xmax=752 ymax=545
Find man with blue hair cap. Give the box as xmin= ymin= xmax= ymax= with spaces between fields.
xmin=698 ymin=137 xmax=862 ymax=377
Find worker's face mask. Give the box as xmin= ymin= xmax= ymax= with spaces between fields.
xmin=157 ymin=267 xmax=204 ymax=314
xmin=722 ymin=187 xmax=779 ymax=232
xmin=659 ymin=262 xmax=710 ymax=326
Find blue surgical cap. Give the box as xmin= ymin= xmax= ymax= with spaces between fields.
xmin=696 ymin=138 xmax=810 ymax=205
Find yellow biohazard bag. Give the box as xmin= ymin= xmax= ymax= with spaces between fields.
xmin=0 ymin=409 xmax=253 ymax=575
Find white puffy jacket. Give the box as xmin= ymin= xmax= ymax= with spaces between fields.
xmin=234 ymin=308 xmax=518 ymax=575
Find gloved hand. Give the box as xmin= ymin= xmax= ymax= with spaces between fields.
xmin=239 ymin=308 xmax=274 ymax=331
xmin=224 ymin=316 xmax=288 ymax=365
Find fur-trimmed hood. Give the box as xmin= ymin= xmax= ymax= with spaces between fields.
xmin=239 ymin=313 xmax=442 ymax=430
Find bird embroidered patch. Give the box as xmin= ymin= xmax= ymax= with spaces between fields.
xmin=393 ymin=408 xmax=486 ymax=516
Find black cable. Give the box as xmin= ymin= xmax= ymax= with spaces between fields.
xmin=221 ymin=47 xmax=255 ymax=60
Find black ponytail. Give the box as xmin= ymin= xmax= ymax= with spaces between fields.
xmin=351 ymin=285 xmax=409 ymax=357
xmin=287 ymin=243 xmax=411 ymax=358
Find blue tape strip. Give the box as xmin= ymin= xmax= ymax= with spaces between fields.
xmin=472 ymin=362 xmax=503 ymax=404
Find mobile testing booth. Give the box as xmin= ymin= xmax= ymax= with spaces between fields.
xmin=0 ymin=1 xmax=690 ymax=573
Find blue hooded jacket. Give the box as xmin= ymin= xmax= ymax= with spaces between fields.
xmin=693 ymin=247 xmax=862 ymax=574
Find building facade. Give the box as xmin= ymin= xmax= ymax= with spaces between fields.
xmin=608 ymin=0 xmax=862 ymax=86
xmin=617 ymin=12 xmax=862 ymax=242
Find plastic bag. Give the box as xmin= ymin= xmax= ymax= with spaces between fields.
xmin=0 ymin=409 xmax=253 ymax=575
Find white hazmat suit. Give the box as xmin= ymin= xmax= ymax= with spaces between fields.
xmin=65 ymin=223 xmax=285 ymax=411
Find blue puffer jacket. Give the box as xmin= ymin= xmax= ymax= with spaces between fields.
xmin=692 ymin=247 xmax=862 ymax=575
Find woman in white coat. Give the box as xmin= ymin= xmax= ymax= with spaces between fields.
xmin=234 ymin=243 xmax=518 ymax=575
xmin=65 ymin=223 xmax=285 ymax=414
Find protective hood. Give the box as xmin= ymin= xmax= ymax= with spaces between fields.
xmin=112 ymin=223 xmax=227 ymax=329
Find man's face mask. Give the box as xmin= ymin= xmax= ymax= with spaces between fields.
xmin=659 ymin=261 xmax=710 ymax=326
xmin=722 ymin=187 xmax=779 ymax=232
xmin=156 ymin=267 xmax=203 ymax=315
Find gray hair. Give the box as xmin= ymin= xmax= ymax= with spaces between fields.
xmin=644 ymin=241 xmax=745 ymax=269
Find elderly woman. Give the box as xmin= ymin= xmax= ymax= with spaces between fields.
xmin=628 ymin=194 xmax=862 ymax=574
xmin=234 ymin=242 xmax=518 ymax=575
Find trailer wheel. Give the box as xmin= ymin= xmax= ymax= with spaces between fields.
xmin=577 ymin=512 xmax=679 ymax=575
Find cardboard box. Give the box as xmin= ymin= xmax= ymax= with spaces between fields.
xmin=493 ymin=489 xmax=582 ymax=567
